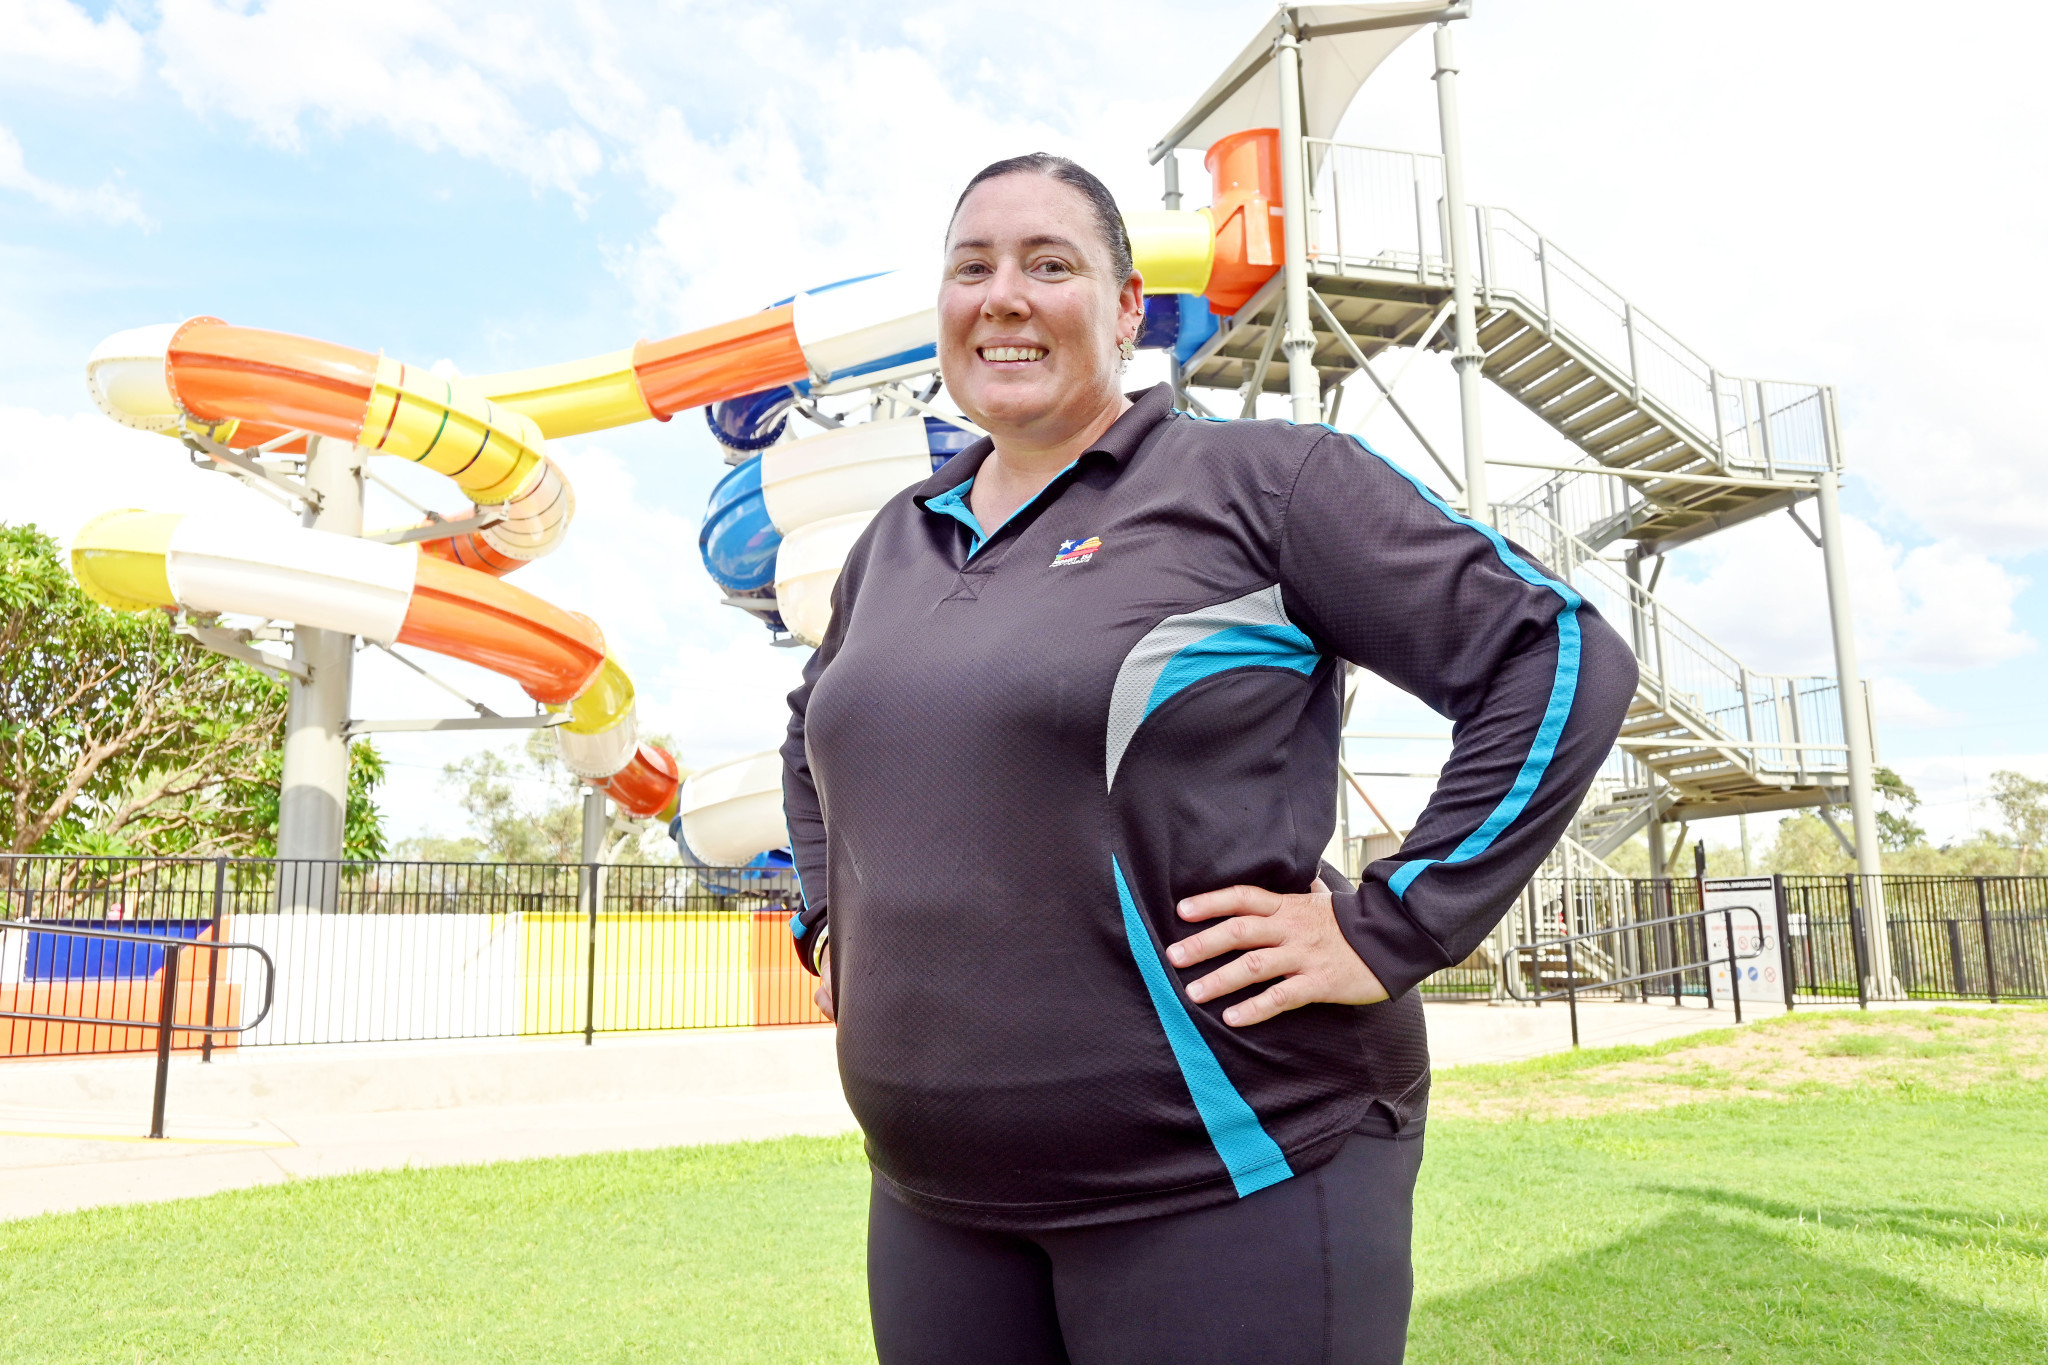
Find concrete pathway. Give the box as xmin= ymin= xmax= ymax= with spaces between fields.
xmin=0 ymin=999 xmax=1762 ymax=1222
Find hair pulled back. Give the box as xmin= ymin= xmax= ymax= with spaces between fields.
xmin=948 ymin=153 xmax=1134 ymax=285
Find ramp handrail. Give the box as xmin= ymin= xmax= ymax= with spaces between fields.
xmin=1504 ymin=905 xmax=1767 ymax=1048
xmin=1 ymin=918 xmax=277 ymax=1138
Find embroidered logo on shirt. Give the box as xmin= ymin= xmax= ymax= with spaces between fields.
xmin=1051 ymin=537 xmax=1102 ymax=567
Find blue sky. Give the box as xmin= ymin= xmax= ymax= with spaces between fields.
xmin=3 ymin=0 xmax=2043 ymax=848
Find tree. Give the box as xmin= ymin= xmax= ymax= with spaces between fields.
xmin=2 ymin=523 xmax=284 ymax=855
xmin=1873 ymin=766 xmax=1927 ymax=852
xmin=1988 ymin=770 xmax=2048 ymax=874
xmin=393 ymin=728 xmax=685 ymax=865
xmin=0 ymin=521 xmax=388 ymax=859
xmin=218 ymin=742 xmax=390 ymax=861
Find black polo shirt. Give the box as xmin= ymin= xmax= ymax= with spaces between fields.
xmin=783 ymin=383 xmax=1635 ymax=1230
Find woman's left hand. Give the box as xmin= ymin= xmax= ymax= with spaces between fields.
xmin=1166 ymin=879 xmax=1389 ymax=1026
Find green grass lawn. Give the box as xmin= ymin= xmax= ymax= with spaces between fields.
xmin=4 ymin=1008 xmax=2045 ymax=1363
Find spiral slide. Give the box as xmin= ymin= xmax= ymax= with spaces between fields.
xmin=68 ymin=270 xmax=949 ymax=820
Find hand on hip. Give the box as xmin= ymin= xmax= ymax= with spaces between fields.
xmin=1167 ymin=879 xmax=1388 ymax=1026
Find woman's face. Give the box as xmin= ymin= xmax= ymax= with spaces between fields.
xmin=939 ymin=173 xmax=1145 ymax=444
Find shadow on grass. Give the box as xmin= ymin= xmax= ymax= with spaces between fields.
xmin=1645 ymin=1183 xmax=2048 ymax=1260
xmin=1410 ymin=1208 xmax=2047 ymax=1364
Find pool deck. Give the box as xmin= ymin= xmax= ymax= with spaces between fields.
xmin=0 ymin=997 xmax=1890 ymax=1222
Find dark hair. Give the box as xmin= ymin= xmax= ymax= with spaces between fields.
xmin=948 ymin=153 xmax=1134 ymax=285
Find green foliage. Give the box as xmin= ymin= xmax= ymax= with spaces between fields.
xmin=1988 ymin=769 xmax=2048 ymax=873
xmin=0 ymin=522 xmax=293 ymax=856
xmin=217 ymin=742 xmax=389 ymax=861
xmin=1874 ymin=766 xmax=1928 ymax=851
xmin=393 ymin=728 xmax=683 ymax=865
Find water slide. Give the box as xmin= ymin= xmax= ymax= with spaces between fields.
xmin=70 ymin=130 xmax=1274 ymax=849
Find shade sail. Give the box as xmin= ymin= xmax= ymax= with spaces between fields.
xmin=1148 ymin=3 xmax=1465 ymax=162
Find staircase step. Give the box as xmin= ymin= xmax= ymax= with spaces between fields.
xmin=1557 ymin=392 xmax=1638 ymax=439
xmin=1479 ymin=319 xmax=1547 ymax=367
xmin=1489 ymin=342 xmax=1575 ymax=393
xmin=1599 ymin=428 xmax=1695 ymax=469
xmin=1578 ymin=410 xmax=1662 ymax=455
xmin=1536 ymin=379 xmax=1631 ymax=429
xmin=1512 ymin=358 xmax=1600 ymax=408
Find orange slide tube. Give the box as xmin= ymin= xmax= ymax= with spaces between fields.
xmin=631 ymin=305 xmax=807 ymax=419
xmin=599 ymin=745 xmax=683 ymax=821
xmin=397 ymin=555 xmax=607 ymax=705
xmin=1203 ymin=128 xmax=1285 ymax=316
xmin=166 ymin=319 xmax=381 ymax=440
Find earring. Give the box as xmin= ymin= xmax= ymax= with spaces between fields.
xmin=1118 ymin=334 xmax=1137 ymax=362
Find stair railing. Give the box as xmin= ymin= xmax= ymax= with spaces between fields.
xmin=1494 ymin=502 xmax=1848 ymax=782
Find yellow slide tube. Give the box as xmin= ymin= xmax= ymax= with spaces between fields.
xmin=70 ymin=509 xmax=179 ymax=611
xmin=1126 ymin=209 xmax=1217 ymax=295
xmin=360 ymin=357 xmax=549 ymax=505
xmin=471 ymin=349 xmax=654 ymax=440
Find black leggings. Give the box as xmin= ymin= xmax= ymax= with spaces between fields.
xmin=867 ymin=1130 xmax=1424 ymax=1365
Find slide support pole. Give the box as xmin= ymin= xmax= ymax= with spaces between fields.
xmin=1276 ymin=22 xmax=1320 ymax=425
xmin=276 ymin=434 xmax=362 ymax=909
xmin=1433 ymin=21 xmax=1488 ymax=522
xmin=1813 ymin=461 xmax=1897 ymax=998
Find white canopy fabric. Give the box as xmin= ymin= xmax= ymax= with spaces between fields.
xmin=1148 ymin=3 xmax=1464 ymax=162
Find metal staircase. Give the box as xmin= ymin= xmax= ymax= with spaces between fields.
xmin=1179 ymin=140 xmax=1852 ymax=860
xmin=1181 ymin=142 xmax=1840 ymax=555
xmin=1496 ymin=505 xmax=1849 ymax=856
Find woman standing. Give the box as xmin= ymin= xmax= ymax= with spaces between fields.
xmin=783 ymin=154 xmax=1635 ymax=1364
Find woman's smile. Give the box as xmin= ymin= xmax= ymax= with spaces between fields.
xmin=977 ymin=344 xmax=1048 ymax=364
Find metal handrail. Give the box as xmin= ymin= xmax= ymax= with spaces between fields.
xmin=1492 ymin=502 xmax=1847 ymax=777
xmin=1504 ymin=905 xmax=1767 ymax=1048
xmin=2 ymin=918 xmax=277 ymax=1138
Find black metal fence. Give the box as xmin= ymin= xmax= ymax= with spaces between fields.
xmin=8 ymin=856 xmax=2044 ymax=1063
xmin=1504 ymin=873 xmax=2048 ymax=1006
xmin=1 ymin=855 xmax=819 ymax=1060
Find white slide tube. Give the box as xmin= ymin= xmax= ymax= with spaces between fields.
xmin=773 ymin=510 xmax=876 ymax=648
xmin=677 ymin=749 xmax=791 ymax=865
xmin=793 ymin=270 xmax=938 ymax=391
xmin=167 ymin=516 xmax=417 ymax=642
xmin=760 ymin=417 xmax=931 ymax=533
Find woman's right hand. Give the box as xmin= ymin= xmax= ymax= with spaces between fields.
xmin=815 ymin=944 xmax=835 ymax=1021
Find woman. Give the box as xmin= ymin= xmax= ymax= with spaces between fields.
xmin=783 ymin=154 xmax=1635 ymax=1364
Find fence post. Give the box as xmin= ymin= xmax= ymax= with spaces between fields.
xmin=1564 ymin=933 xmax=1581 ymax=1055
xmin=201 ymin=857 xmax=225 ymax=1063
xmin=582 ymin=862 xmax=599 ymax=1047
xmin=1773 ymin=873 xmax=1796 ymax=1012
xmin=1976 ymin=878 xmax=2000 ymax=1004
xmin=1846 ymin=874 xmax=1870 ymax=1010
xmin=149 ymin=943 xmax=181 ymax=1140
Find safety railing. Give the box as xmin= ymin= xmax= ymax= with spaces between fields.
xmin=1491 ymin=502 xmax=1848 ymax=782
xmin=1506 ymin=904 xmax=1769 ymax=1047
xmin=1306 ymin=140 xmax=1448 ymax=282
xmin=1304 ymin=145 xmax=1836 ymax=482
xmin=0 ymin=918 xmax=276 ymax=1137
xmin=1778 ymin=875 xmax=2048 ymax=1004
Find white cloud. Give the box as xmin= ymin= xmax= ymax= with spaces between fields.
xmin=154 ymin=0 xmax=610 ymax=198
xmin=0 ymin=405 xmax=276 ymax=545
xmin=0 ymin=0 xmax=145 ymax=92
xmin=1654 ymin=511 xmax=2033 ymax=682
xmin=1887 ymin=752 xmax=2048 ymax=846
xmin=1855 ymin=412 xmax=2048 ymax=559
xmin=0 ymin=124 xmax=148 ymax=226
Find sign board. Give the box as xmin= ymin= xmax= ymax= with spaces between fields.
xmin=1701 ymin=877 xmax=1784 ymax=1006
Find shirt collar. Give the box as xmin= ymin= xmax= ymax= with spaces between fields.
xmin=911 ymin=383 xmax=1177 ymax=507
